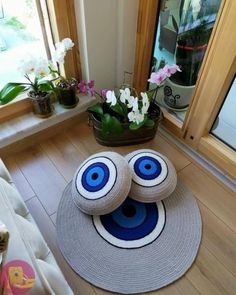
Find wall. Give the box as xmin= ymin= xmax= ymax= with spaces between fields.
xmin=74 ymin=0 xmax=139 ymax=91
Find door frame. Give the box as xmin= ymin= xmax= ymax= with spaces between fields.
xmin=133 ymin=0 xmax=236 ymax=179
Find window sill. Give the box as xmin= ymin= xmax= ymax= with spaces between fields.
xmin=0 ymin=94 xmax=97 ymax=150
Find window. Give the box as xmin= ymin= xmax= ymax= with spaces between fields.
xmin=0 ymin=0 xmax=53 ymax=88
xmin=0 ymin=0 xmax=81 ymax=121
xmin=211 ymin=76 xmax=236 ymax=150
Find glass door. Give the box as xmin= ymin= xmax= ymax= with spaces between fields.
xmin=133 ymin=0 xmax=236 ymax=179
xmin=150 ymin=0 xmax=222 ymax=125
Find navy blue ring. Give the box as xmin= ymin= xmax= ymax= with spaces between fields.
xmin=134 ymin=156 xmax=162 ymax=180
xmin=100 ymin=198 xmax=158 ymax=241
xmin=128 ymin=152 xmax=169 ymax=188
xmin=82 ymin=162 xmax=109 ymax=192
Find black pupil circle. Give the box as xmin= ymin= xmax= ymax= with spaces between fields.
xmin=145 ymin=164 xmax=151 ymax=170
xmin=122 ymin=205 xmax=136 ymax=217
xmin=92 ymin=172 xmax=99 ymax=180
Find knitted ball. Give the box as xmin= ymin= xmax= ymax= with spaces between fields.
xmin=125 ymin=149 xmax=177 ymax=202
xmin=72 ymin=151 xmax=132 ymax=215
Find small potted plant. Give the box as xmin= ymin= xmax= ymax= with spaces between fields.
xmin=87 ymin=64 xmax=180 ymax=146
xmin=51 ymin=38 xmax=79 ymax=109
xmin=0 ymin=56 xmax=55 ymax=118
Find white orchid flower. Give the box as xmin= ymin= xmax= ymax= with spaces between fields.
xmin=120 ymin=88 xmax=131 ymax=103
xmin=53 ymin=38 xmax=74 ymax=64
xmin=18 ymin=56 xmax=38 ymax=75
xmin=53 ymin=44 xmax=66 ymax=63
xmin=127 ymin=96 xmax=135 ymax=108
xmin=128 ymin=110 xmax=144 ymax=124
xmin=141 ymin=92 xmax=150 ymax=114
xmin=61 ymin=38 xmax=74 ymax=50
xmin=34 ymin=58 xmax=50 ymax=78
xmin=106 ymin=90 xmax=117 ymax=106
xmin=132 ymin=97 xmax=139 ymax=112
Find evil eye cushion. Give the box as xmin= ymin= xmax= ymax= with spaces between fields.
xmin=125 ymin=149 xmax=177 ymax=202
xmin=71 ymin=151 xmax=132 ymax=215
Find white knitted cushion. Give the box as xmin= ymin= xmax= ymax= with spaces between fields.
xmin=125 ymin=149 xmax=177 ymax=202
xmin=71 ymin=151 xmax=132 ymax=215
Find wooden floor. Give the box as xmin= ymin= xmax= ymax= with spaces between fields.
xmin=3 ymin=119 xmax=236 ymax=295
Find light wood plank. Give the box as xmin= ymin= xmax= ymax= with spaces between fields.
xmin=179 ymin=163 xmax=236 ymax=232
xmin=14 ymin=146 xmax=67 ymax=215
xmin=66 ymin=121 xmax=110 ymax=156
xmin=40 ymin=133 xmax=86 ymax=182
xmin=187 ymin=245 xmax=236 ymax=295
xmin=199 ymin=201 xmax=236 ymax=276
xmin=26 ymin=197 xmax=96 ymax=295
xmin=3 ymin=157 xmax=35 ymax=201
xmin=174 ymin=276 xmax=200 ymax=295
xmin=148 ymin=284 xmax=182 ymax=295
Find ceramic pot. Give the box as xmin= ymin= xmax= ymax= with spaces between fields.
xmin=163 ymin=78 xmax=195 ymax=109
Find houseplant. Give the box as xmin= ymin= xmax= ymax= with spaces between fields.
xmin=164 ymin=1 xmax=212 ymax=109
xmin=0 ymin=56 xmax=55 ymax=117
xmin=51 ymin=38 xmax=79 ymax=109
xmin=88 ymin=64 xmax=180 ymax=146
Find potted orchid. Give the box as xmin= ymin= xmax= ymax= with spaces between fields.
xmin=88 ymin=64 xmax=180 ymax=146
xmin=51 ymin=38 xmax=79 ymax=108
xmin=0 ymin=56 xmax=54 ymax=117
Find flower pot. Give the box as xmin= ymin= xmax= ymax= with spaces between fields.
xmin=163 ymin=78 xmax=195 ymax=109
xmin=57 ymin=86 xmax=79 ymax=109
xmin=89 ymin=103 xmax=162 ymax=146
xmin=29 ymin=92 xmax=53 ymax=118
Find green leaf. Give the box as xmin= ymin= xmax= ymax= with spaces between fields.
xmin=0 ymin=83 xmax=28 ymax=105
xmin=101 ymin=114 xmax=123 ymax=136
xmin=87 ymin=103 xmax=104 ymax=116
xmin=38 ymin=80 xmax=55 ymax=92
xmin=129 ymin=121 xmax=145 ymax=130
xmin=144 ymin=118 xmax=155 ymax=127
xmin=111 ymin=103 xmax=125 ymax=117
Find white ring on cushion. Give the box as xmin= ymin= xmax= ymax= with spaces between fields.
xmin=93 ymin=201 xmax=165 ymax=249
xmin=129 ymin=152 xmax=168 ymax=187
xmin=76 ymin=157 xmax=117 ymax=200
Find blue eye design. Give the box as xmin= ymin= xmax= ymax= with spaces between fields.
xmin=93 ymin=197 xmax=165 ymax=249
xmin=75 ymin=156 xmax=117 ymax=200
xmin=129 ymin=152 xmax=168 ymax=187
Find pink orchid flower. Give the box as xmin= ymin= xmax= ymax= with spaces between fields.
xmin=101 ymin=89 xmax=109 ymax=97
xmin=148 ymin=69 xmax=167 ymax=85
xmin=78 ymin=80 xmax=95 ymax=96
xmin=163 ymin=64 xmax=181 ymax=77
xmin=78 ymin=80 xmax=87 ymax=93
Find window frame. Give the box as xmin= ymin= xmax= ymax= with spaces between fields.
xmin=133 ymin=0 xmax=236 ymax=179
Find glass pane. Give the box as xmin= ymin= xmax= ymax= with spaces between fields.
xmin=0 ymin=0 xmax=51 ymax=88
xmin=211 ymin=76 xmax=236 ymax=150
xmin=151 ymin=0 xmax=222 ymax=122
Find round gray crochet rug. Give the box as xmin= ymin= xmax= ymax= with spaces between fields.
xmin=56 ymin=181 xmax=202 ymax=294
